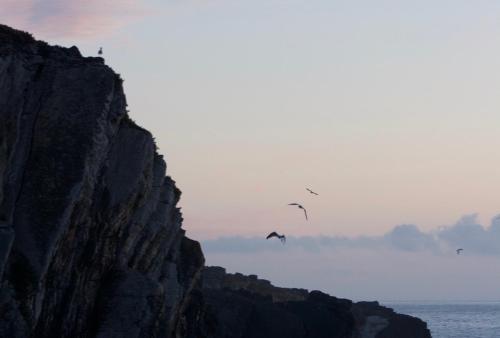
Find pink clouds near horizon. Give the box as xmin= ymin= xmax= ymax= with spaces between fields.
xmin=0 ymin=0 xmax=150 ymax=40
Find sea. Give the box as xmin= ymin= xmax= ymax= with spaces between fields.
xmin=383 ymin=301 xmax=500 ymax=338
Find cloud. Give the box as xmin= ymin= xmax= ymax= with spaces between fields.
xmin=384 ymin=224 xmax=437 ymax=252
xmin=0 ymin=0 xmax=150 ymax=39
xmin=202 ymin=234 xmax=382 ymax=254
xmin=438 ymin=214 xmax=500 ymax=255
xmin=202 ymin=214 xmax=500 ymax=256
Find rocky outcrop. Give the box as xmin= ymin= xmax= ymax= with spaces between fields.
xmin=198 ymin=267 xmax=432 ymax=338
xmin=203 ymin=266 xmax=308 ymax=302
xmin=0 ymin=24 xmax=431 ymax=338
xmin=0 ymin=24 xmax=204 ymax=337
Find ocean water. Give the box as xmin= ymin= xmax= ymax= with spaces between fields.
xmin=384 ymin=302 xmax=500 ymax=338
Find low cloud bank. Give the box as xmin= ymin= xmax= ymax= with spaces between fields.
xmin=202 ymin=214 xmax=500 ymax=256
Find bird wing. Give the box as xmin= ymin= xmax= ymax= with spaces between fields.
xmin=307 ymin=188 xmax=319 ymax=195
xmin=303 ymin=208 xmax=308 ymax=220
xmin=281 ymin=235 xmax=286 ymax=243
xmin=288 ymin=203 xmax=299 ymax=206
xmin=266 ymin=232 xmax=279 ymax=239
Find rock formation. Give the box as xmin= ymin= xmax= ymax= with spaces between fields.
xmin=192 ymin=267 xmax=431 ymax=338
xmin=0 ymin=24 xmax=431 ymax=338
xmin=0 ymin=24 xmax=204 ymax=337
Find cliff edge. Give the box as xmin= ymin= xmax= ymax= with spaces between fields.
xmin=0 ymin=24 xmax=204 ymax=337
xmin=0 ymin=25 xmax=431 ymax=338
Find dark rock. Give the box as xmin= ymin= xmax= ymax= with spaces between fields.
xmin=0 ymin=24 xmax=204 ymax=338
xmin=352 ymin=301 xmax=432 ymax=338
xmin=200 ymin=267 xmax=432 ymax=338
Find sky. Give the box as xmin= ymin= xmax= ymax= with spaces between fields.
xmin=2 ymin=0 xmax=500 ymax=301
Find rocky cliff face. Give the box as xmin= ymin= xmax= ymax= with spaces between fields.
xmin=0 ymin=24 xmax=204 ymax=337
xmin=194 ymin=267 xmax=431 ymax=338
xmin=0 ymin=25 xmax=431 ymax=338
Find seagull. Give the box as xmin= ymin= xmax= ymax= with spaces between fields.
xmin=288 ymin=203 xmax=308 ymax=220
xmin=306 ymin=188 xmax=319 ymax=196
xmin=456 ymin=248 xmax=464 ymax=255
xmin=266 ymin=231 xmax=286 ymax=244
xmin=98 ymin=47 xmax=103 ymax=55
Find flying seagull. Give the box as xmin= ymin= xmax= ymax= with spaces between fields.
xmin=456 ymin=248 xmax=464 ymax=255
xmin=306 ymin=188 xmax=319 ymax=196
xmin=266 ymin=231 xmax=286 ymax=244
xmin=98 ymin=47 xmax=103 ymax=55
xmin=288 ymin=203 xmax=308 ymax=220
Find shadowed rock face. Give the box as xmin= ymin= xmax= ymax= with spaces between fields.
xmin=0 ymin=25 xmax=431 ymax=338
xmin=0 ymin=24 xmax=204 ymax=337
xmin=188 ymin=267 xmax=432 ymax=338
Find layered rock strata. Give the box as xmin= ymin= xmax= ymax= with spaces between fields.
xmin=0 ymin=24 xmax=204 ymax=338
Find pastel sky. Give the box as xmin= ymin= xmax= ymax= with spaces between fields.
xmin=2 ymin=0 xmax=500 ymax=300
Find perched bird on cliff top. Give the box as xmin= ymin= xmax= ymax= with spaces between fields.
xmin=266 ymin=232 xmax=286 ymax=244
xmin=306 ymin=188 xmax=319 ymax=196
xmin=456 ymin=248 xmax=464 ymax=255
xmin=288 ymin=203 xmax=308 ymax=220
xmin=98 ymin=47 xmax=103 ymax=55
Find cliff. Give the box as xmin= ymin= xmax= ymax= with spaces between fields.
xmin=0 ymin=24 xmax=204 ymax=337
xmin=189 ymin=267 xmax=431 ymax=338
xmin=0 ymin=25 xmax=431 ymax=338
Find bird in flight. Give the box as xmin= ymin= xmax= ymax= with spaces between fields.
xmin=306 ymin=188 xmax=319 ymax=196
xmin=288 ymin=203 xmax=308 ymax=220
xmin=266 ymin=232 xmax=286 ymax=244
xmin=98 ymin=47 xmax=103 ymax=55
xmin=456 ymin=248 xmax=464 ymax=255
